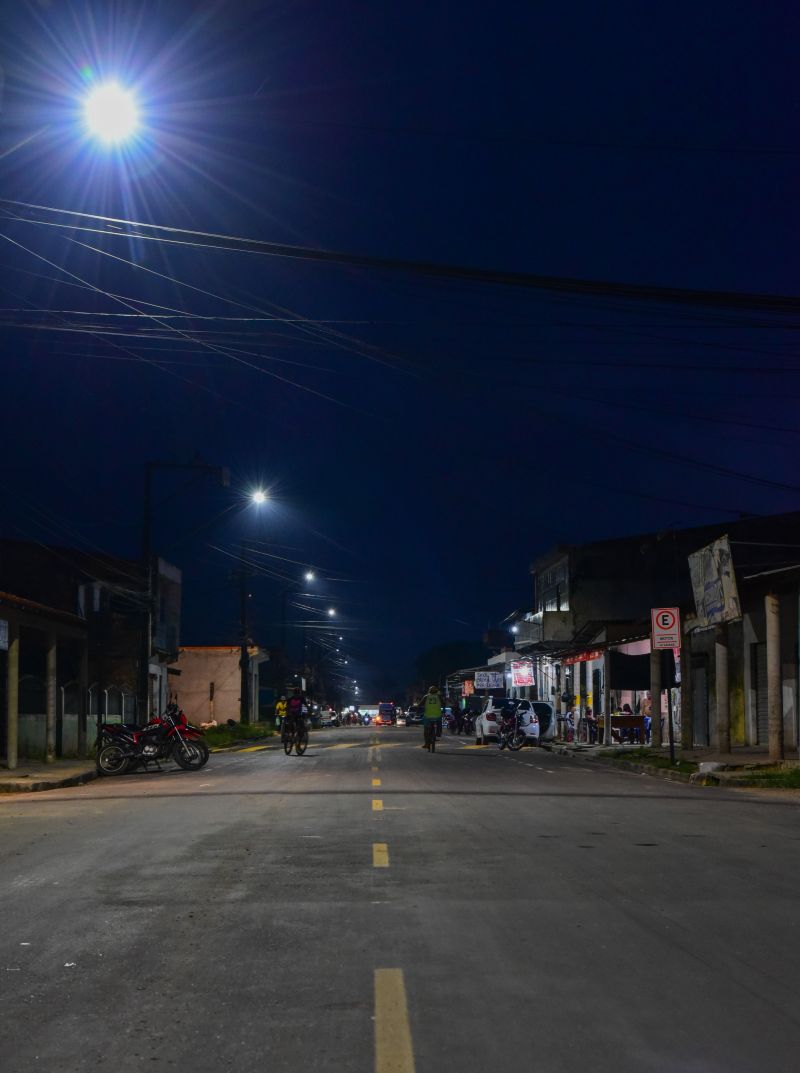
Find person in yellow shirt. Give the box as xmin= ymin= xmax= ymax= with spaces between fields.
xmin=274 ymin=695 xmax=287 ymax=730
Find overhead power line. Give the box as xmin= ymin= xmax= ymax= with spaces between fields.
xmin=3 ymin=197 xmax=800 ymax=315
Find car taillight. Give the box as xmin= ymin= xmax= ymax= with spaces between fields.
xmin=487 ymin=713 xmax=496 ymax=722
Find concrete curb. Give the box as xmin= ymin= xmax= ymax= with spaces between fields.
xmin=550 ymin=745 xmax=698 ymax=785
xmin=0 ymin=769 xmax=99 ymax=794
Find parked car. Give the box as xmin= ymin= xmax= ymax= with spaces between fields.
xmin=395 ymin=711 xmax=406 ymax=726
xmin=531 ymin=701 xmax=556 ymax=741
xmin=474 ymin=697 xmax=509 ymax=743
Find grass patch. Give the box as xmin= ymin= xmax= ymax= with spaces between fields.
xmin=598 ymin=748 xmax=698 ymax=775
xmin=738 ymin=766 xmax=800 ymax=789
xmin=204 ymin=722 xmax=275 ymax=749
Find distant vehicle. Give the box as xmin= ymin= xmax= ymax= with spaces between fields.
xmin=320 ymin=709 xmax=337 ymax=729
xmin=375 ymin=702 xmax=396 ymax=726
xmin=395 ymin=712 xmax=406 ymax=726
xmin=405 ymin=706 xmax=423 ymax=726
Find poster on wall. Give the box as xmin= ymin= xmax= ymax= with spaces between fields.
xmin=688 ymin=535 xmax=741 ymax=628
xmin=474 ymin=671 xmax=504 ymax=690
xmin=510 ymin=660 xmax=535 ymax=687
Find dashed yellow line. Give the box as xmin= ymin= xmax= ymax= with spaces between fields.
xmin=372 ymin=777 xmax=381 ymax=787
xmin=375 ymin=969 xmax=416 ymax=1073
xmin=236 ymin=744 xmax=272 ymax=753
xmin=372 ymin=799 xmax=383 ymax=812
xmin=373 ymin=842 xmax=389 ymax=868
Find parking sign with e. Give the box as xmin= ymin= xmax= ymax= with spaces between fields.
xmin=651 ymin=607 xmax=681 ymax=649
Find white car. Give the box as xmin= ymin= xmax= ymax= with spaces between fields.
xmin=475 ymin=698 xmax=540 ymax=745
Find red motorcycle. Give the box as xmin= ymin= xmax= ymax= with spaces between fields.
xmin=97 ymin=703 xmax=209 ymax=776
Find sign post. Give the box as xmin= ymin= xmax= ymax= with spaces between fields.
xmin=651 ymin=608 xmax=680 ymax=765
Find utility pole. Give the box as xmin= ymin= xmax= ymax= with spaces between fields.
xmin=239 ymin=542 xmax=251 ymax=724
xmin=766 ymin=592 xmax=783 ymax=762
xmin=140 ymin=460 xmax=229 ymax=723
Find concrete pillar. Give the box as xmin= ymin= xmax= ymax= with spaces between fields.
xmin=766 ymin=593 xmax=784 ymax=762
xmin=77 ymin=641 xmax=89 ymax=758
xmin=603 ymin=652 xmax=612 ymax=747
xmin=680 ymin=635 xmax=694 ymax=751
xmin=5 ymin=621 xmax=20 ymax=769
xmin=650 ymin=648 xmax=662 ymax=748
xmin=714 ymin=624 xmax=730 ymax=754
xmin=45 ymin=633 xmax=57 ymax=763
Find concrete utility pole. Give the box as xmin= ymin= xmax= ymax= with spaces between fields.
xmin=239 ymin=543 xmax=251 ymax=724
xmin=714 ymin=624 xmax=730 ymax=754
xmin=45 ymin=634 xmax=57 ymax=763
xmin=650 ymin=647 xmax=662 ymax=748
xmin=765 ymin=592 xmax=783 ymax=762
xmin=603 ymin=653 xmax=612 ymax=747
xmin=680 ymin=633 xmax=694 ymax=751
xmin=5 ymin=620 xmax=19 ymax=770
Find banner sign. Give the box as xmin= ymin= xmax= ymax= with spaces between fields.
xmin=562 ymin=648 xmax=603 ymax=666
xmin=688 ymin=535 xmax=741 ymax=628
xmin=462 ymin=679 xmax=475 ymax=696
xmin=474 ymin=671 xmax=504 ymax=690
xmin=510 ymin=660 xmax=535 ymax=687
xmin=651 ymin=607 xmax=681 ymax=650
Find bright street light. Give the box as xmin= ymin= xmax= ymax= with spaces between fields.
xmin=304 ymin=571 xmax=315 ymax=582
xmin=84 ymin=83 xmax=139 ymax=144
xmin=251 ymin=489 xmax=267 ymax=505
xmin=327 ymin=608 xmax=336 ymax=617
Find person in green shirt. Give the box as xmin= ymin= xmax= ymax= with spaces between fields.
xmin=421 ymin=685 xmax=442 ymax=750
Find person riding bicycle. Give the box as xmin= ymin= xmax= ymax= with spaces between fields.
xmin=284 ymin=687 xmax=306 ymax=740
xmin=421 ymin=685 xmax=442 ymax=750
xmin=274 ymin=695 xmax=287 ymax=730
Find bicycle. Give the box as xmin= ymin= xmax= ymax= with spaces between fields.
xmin=282 ymin=716 xmax=309 ymax=756
xmin=423 ymin=720 xmax=437 ymax=752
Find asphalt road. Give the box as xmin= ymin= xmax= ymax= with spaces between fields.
xmin=2 ymin=726 xmax=800 ymax=1073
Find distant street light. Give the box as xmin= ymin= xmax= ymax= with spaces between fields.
xmin=304 ymin=570 xmax=315 ymax=582
xmin=327 ymin=608 xmax=336 ymax=617
xmin=84 ymin=83 xmax=139 ymax=143
xmin=251 ymin=489 xmax=267 ymax=505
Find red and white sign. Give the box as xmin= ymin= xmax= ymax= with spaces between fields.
xmin=510 ymin=660 xmax=535 ymax=687
xmin=651 ymin=607 xmax=681 ymax=650
xmin=562 ymin=648 xmax=603 ymax=666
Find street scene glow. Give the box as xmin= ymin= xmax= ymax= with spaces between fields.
xmin=84 ymin=83 xmax=139 ymax=143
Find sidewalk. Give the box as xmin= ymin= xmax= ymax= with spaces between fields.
xmin=549 ymin=741 xmax=797 ymax=769
xmin=0 ymin=759 xmax=98 ymax=794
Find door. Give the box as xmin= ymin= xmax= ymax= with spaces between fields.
xmin=692 ymin=659 xmax=709 ymax=746
xmin=752 ymin=642 xmax=768 ymax=745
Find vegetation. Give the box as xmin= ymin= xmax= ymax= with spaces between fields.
xmin=737 ymin=766 xmax=800 ymax=789
xmin=598 ymin=748 xmax=698 ymax=775
xmin=204 ymin=722 xmax=275 ymax=749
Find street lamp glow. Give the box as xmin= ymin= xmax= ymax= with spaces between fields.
xmin=84 ymin=83 xmax=139 ymax=143
xmin=304 ymin=571 xmax=315 ymax=582
xmin=327 ymin=608 xmax=336 ymax=617
xmin=251 ymin=489 xmax=267 ymax=505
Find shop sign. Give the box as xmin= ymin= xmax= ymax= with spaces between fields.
xmin=688 ymin=535 xmax=741 ymax=627
xmin=652 ymin=607 xmax=681 ymax=649
xmin=510 ymin=660 xmax=535 ymax=687
xmin=462 ymin=679 xmax=475 ymax=696
xmin=474 ymin=671 xmax=504 ymax=690
xmin=0 ymin=619 xmax=7 ymax=651
xmin=562 ymin=648 xmax=603 ymax=666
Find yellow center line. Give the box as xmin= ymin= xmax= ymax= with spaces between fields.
xmin=373 ymin=842 xmax=389 ymax=867
xmin=372 ymin=777 xmax=381 ymax=787
xmin=371 ymin=765 xmax=379 ymax=772
xmin=372 ymin=799 xmax=383 ymax=812
xmin=375 ymin=968 xmax=416 ymax=1073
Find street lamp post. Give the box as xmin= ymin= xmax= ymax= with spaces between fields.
xmin=238 ymin=490 xmax=268 ymax=724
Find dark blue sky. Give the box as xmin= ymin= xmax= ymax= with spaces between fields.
xmin=1 ymin=1 xmax=799 ymax=691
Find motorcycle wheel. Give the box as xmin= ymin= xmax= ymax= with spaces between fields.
xmin=295 ymin=728 xmax=309 ymax=755
xmin=508 ymin=731 xmax=526 ymax=752
xmin=97 ymin=744 xmax=130 ymax=776
xmin=173 ymin=740 xmax=208 ymax=770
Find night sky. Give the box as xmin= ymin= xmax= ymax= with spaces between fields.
xmin=1 ymin=2 xmax=799 ymax=693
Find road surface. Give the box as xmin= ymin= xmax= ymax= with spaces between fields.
xmin=1 ymin=727 xmax=799 ymax=1072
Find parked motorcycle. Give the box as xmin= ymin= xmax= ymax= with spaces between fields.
xmin=97 ymin=703 xmax=209 ymax=776
xmin=498 ymin=711 xmax=526 ymax=752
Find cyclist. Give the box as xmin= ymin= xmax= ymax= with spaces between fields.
xmin=284 ymin=687 xmax=306 ymax=743
xmin=421 ymin=684 xmax=442 ymax=750
xmin=274 ymin=695 xmax=287 ymax=731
